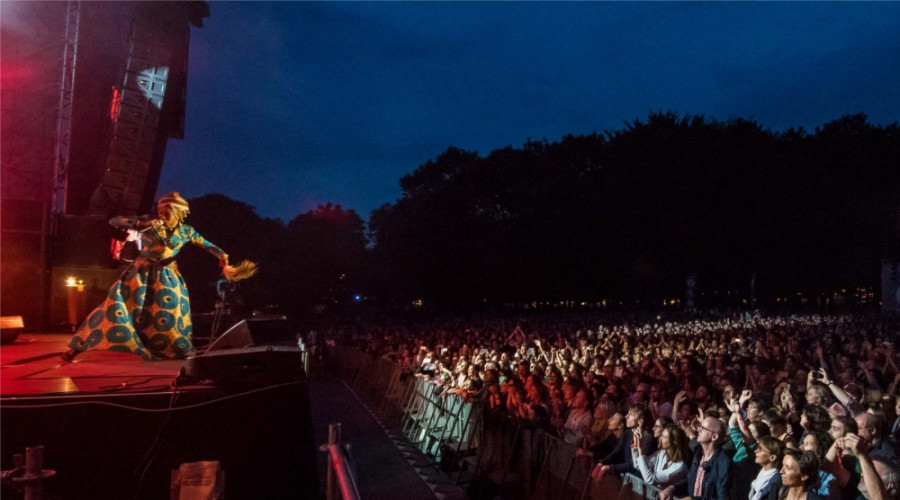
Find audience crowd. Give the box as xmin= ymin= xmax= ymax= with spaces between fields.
xmin=335 ymin=310 xmax=900 ymax=500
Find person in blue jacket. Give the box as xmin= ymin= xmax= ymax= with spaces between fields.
xmin=684 ymin=416 xmax=734 ymax=500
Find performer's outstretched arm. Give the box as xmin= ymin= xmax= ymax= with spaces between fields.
xmin=186 ymin=226 xmax=228 ymax=263
xmin=109 ymin=215 xmax=154 ymax=230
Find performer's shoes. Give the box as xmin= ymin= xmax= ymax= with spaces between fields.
xmin=60 ymin=349 xmax=80 ymax=362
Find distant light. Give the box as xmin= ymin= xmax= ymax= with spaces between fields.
xmin=354 ymin=294 xmax=361 ymax=301
xmin=66 ymin=277 xmax=77 ymax=287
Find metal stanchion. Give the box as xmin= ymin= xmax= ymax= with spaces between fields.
xmin=319 ymin=423 xmax=361 ymax=500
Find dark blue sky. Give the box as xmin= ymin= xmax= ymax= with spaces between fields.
xmin=157 ymin=2 xmax=900 ymax=222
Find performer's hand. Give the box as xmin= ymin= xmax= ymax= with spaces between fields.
xmin=218 ymin=258 xmax=228 ymax=269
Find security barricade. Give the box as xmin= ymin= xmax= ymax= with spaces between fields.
xmin=530 ymin=434 xmax=592 ymax=500
xmin=331 ymin=346 xmax=367 ymax=380
xmin=334 ymin=350 xmax=668 ymax=500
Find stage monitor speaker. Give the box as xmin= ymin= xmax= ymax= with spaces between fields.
xmin=205 ymin=317 xmax=300 ymax=351
xmin=1 ymin=316 xmax=24 ymax=345
xmin=185 ymin=346 xmax=304 ymax=386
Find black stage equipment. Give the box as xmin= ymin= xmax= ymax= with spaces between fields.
xmin=185 ymin=345 xmax=305 ymax=386
xmin=205 ymin=317 xmax=300 ymax=351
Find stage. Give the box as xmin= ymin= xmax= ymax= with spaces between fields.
xmin=1 ymin=332 xmax=187 ymax=396
xmin=1 ymin=331 xmax=319 ymax=499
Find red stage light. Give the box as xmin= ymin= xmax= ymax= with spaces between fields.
xmin=109 ymin=85 xmax=121 ymax=122
xmin=0 ymin=61 xmax=37 ymax=86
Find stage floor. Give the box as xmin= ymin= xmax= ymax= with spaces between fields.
xmin=1 ymin=332 xmax=186 ymax=396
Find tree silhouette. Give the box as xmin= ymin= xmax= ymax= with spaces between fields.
xmin=369 ymin=111 xmax=900 ymax=309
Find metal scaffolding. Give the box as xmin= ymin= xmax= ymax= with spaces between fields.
xmin=0 ymin=1 xmax=80 ymax=211
xmin=50 ymin=0 xmax=81 ymax=216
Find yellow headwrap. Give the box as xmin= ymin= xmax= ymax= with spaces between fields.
xmin=157 ymin=192 xmax=189 ymax=224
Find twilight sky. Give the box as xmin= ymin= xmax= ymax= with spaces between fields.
xmin=157 ymin=2 xmax=900 ymax=222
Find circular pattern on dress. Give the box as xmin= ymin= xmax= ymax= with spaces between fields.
xmin=178 ymin=279 xmax=189 ymax=297
xmin=133 ymin=309 xmax=153 ymax=330
xmin=153 ymin=311 xmax=176 ymax=332
xmin=160 ymin=269 xmax=177 ymax=288
xmin=173 ymin=337 xmax=193 ymax=357
xmin=85 ymin=329 xmax=104 ymax=348
xmin=176 ymin=316 xmax=192 ymax=336
xmin=132 ymin=286 xmax=147 ymax=306
xmin=87 ymin=309 xmax=105 ymax=329
xmin=106 ymin=303 xmax=130 ymax=324
xmin=147 ymin=333 xmax=171 ymax=352
xmin=120 ymin=283 xmax=131 ymax=303
xmin=107 ymin=286 xmax=122 ymax=301
xmin=155 ymin=288 xmax=178 ymax=310
xmin=179 ymin=296 xmax=190 ymax=315
xmin=106 ymin=325 xmax=132 ymax=344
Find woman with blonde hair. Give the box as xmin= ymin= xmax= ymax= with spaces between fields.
xmin=62 ymin=192 xmax=255 ymax=360
xmin=586 ymin=398 xmax=618 ymax=449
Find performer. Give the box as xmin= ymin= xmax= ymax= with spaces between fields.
xmin=62 ymin=192 xmax=255 ymax=361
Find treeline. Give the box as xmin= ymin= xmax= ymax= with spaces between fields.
xmin=179 ymin=112 xmax=900 ymax=314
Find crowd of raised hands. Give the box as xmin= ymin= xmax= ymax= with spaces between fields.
xmin=343 ymin=309 xmax=899 ymax=499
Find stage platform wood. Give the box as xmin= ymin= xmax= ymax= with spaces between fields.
xmin=1 ymin=332 xmax=186 ymax=396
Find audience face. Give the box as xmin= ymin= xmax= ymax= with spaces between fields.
xmin=829 ymin=419 xmax=848 ymax=440
xmin=749 ymin=422 xmax=768 ymax=441
xmin=780 ymin=454 xmax=809 ymax=489
xmin=677 ymin=403 xmax=692 ymax=423
xmin=800 ymin=434 xmax=819 ymax=455
xmin=722 ymin=385 xmax=736 ymax=402
xmin=659 ymin=428 xmax=672 ymax=451
xmin=746 ymin=402 xmax=762 ymax=422
xmin=652 ymin=419 xmax=666 ymax=439
xmin=855 ymin=413 xmax=876 ymax=443
xmin=755 ymin=442 xmax=777 ymax=469
xmin=697 ymin=417 xmax=721 ymax=447
xmin=625 ymin=409 xmax=641 ymax=430
xmin=695 ymin=385 xmax=709 ymax=402
xmin=572 ymin=390 xmax=589 ymax=410
xmin=806 ymin=385 xmax=828 ymax=406
xmin=608 ymin=412 xmax=625 ymax=432
xmin=630 ymin=390 xmax=648 ymax=405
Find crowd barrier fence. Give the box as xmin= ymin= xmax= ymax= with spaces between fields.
xmin=329 ymin=346 xmax=665 ymax=500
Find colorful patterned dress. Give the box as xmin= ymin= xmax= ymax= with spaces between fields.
xmin=67 ymin=216 xmax=226 ymax=360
